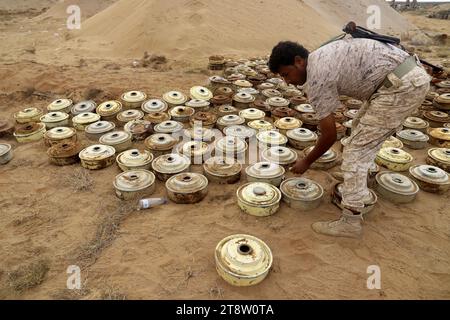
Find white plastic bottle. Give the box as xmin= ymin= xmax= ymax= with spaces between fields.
xmin=137 ymin=197 xmax=168 ymax=210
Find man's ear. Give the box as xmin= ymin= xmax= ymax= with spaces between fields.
xmin=294 ymin=56 xmax=306 ymax=68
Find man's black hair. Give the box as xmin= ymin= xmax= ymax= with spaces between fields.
xmin=268 ymin=41 xmax=309 ymax=73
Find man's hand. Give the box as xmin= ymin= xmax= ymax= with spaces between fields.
xmin=290 ymin=114 xmax=337 ymax=175
xmin=290 ymin=158 xmax=311 ymax=175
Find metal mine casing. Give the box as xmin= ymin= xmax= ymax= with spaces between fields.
xmin=238 ymin=87 xmax=260 ymax=99
xmin=223 ymin=125 xmax=256 ymax=141
xmin=216 ymin=115 xmax=245 ymax=131
xmin=248 ymin=119 xmax=274 ymax=132
xmin=239 ymin=108 xmax=265 ymax=124
xmin=166 ymin=172 xmax=209 ymax=204
xmin=116 ymin=149 xmax=154 ymax=171
xmin=183 ymin=127 xmax=215 ymax=142
xmin=144 ymin=133 xmax=178 ymax=157
xmin=144 ymin=112 xmax=171 ymax=125
xmin=40 ymin=112 xmax=70 ymax=129
xmin=162 ymin=91 xmax=188 ymax=108
xmin=85 ymin=121 xmax=116 ymax=141
xmin=47 ymin=141 xmax=82 ymax=166
xmin=280 ymin=177 xmax=324 ymax=210
xmin=154 ymin=120 xmax=184 ymax=135
xmin=260 ymin=146 xmax=298 ymax=168
xmin=71 ymin=100 xmax=97 ymax=116
xmin=376 ymin=147 xmax=413 ymax=172
xmin=423 ymin=111 xmax=450 ymax=128
xmin=299 ymin=113 xmax=319 ymax=131
xmin=0 ymin=143 xmax=13 ymax=165
xmin=72 ymin=112 xmax=101 ymax=131
xmin=427 ymin=148 xmax=450 ymax=172
xmin=215 ymin=234 xmax=273 ymax=287
xmin=245 ymin=162 xmax=285 ymax=187
xmin=236 ymin=182 xmax=282 ymax=217
xmin=215 ymin=136 xmax=248 ymax=159
xmin=396 ymin=129 xmax=429 ymax=150
xmin=44 ymin=127 xmax=77 ymax=147
xmin=96 ymin=100 xmax=123 ymax=124
xmin=344 ymin=109 xmax=359 ymax=121
xmin=233 ymin=92 xmax=256 ymax=110
xmin=189 ymin=112 xmax=218 ymax=129
xmin=332 ymin=183 xmax=378 ymax=215
xmin=428 ymin=128 xmax=450 ymax=148
xmin=382 ymin=136 xmax=404 ymax=149
xmin=256 ymin=130 xmax=288 ymax=149
xmin=141 ymin=99 xmax=168 ymax=114
xmin=114 ymin=169 xmax=156 ymax=200
xmin=293 ymin=103 xmax=314 ymax=115
xmin=203 ymin=156 xmax=242 ymax=184
xmin=124 ymin=119 xmax=153 ymax=141
xmin=14 ymin=107 xmax=44 ymax=124
xmin=304 ymin=146 xmax=340 ymax=170
xmin=343 ymin=120 xmax=353 ymax=136
xmin=266 ymin=96 xmax=290 ymax=111
xmin=434 ymin=93 xmax=450 ymax=111
xmin=79 ymin=144 xmax=116 ymax=170
xmin=168 ymin=106 xmax=195 ymax=123
xmin=375 ymin=171 xmax=419 ymax=204
xmin=286 ymin=128 xmax=318 ymax=150
xmin=99 ymin=131 xmax=132 ymax=153
xmin=116 ymin=109 xmax=145 ymax=126
xmin=409 ymin=165 xmax=450 ymax=194
xmin=14 ymin=122 xmax=46 ymax=143
xmin=151 ymin=153 xmax=191 ymax=181
xmin=189 ymin=86 xmax=213 ymax=101
xmin=217 ymin=105 xmax=238 ymax=117
xmin=186 ymin=99 xmax=211 ymax=113
xmin=402 ymin=117 xmax=429 ymax=133
xmin=177 ymin=140 xmax=213 ymax=164
xmin=274 ymin=117 xmax=302 ymax=136
xmin=47 ymin=98 xmax=73 ymax=114
xmin=120 ymin=91 xmax=147 ymax=109
xmin=214 ymin=87 xmax=234 ymax=98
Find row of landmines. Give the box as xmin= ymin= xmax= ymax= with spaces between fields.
xmin=0 ymin=57 xmax=450 ymax=286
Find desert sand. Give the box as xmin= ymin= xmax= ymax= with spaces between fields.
xmin=0 ymin=0 xmax=449 ymax=300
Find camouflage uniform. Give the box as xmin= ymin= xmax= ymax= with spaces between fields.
xmin=341 ymin=65 xmax=430 ymax=211
xmin=304 ymin=38 xmax=431 ymax=223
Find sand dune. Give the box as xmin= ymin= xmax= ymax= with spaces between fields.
xmin=69 ymin=0 xmax=416 ymax=60
xmin=304 ymin=0 xmax=414 ymax=34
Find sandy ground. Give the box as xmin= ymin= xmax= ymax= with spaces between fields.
xmin=0 ymin=2 xmax=450 ymax=300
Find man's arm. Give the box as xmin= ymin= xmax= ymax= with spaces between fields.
xmin=290 ymin=114 xmax=337 ymax=174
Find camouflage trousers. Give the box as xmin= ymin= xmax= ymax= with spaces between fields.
xmin=341 ymin=64 xmax=431 ymax=212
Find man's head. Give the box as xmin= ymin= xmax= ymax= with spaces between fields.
xmin=268 ymin=41 xmax=309 ymax=86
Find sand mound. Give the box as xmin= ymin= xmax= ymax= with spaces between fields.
xmin=69 ymin=0 xmax=416 ymax=61
xmin=304 ymin=0 xmax=414 ymax=34
xmin=37 ymin=0 xmax=117 ymax=20
xmin=0 ymin=0 xmax=57 ymax=11
xmin=71 ymin=0 xmax=338 ymax=60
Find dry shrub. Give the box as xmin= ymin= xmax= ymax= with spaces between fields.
xmin=73 ymin=201 xmax=136 ymax=268
xmin=101 ymin=284 xmax=127 ymax=300
xmin=64 ymin=168 xmax=94 ymax=192
xmin=7 ymin=259 xmax=49 ymax=293
xmin=141 ymin=51 xmax=169 ymax=70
